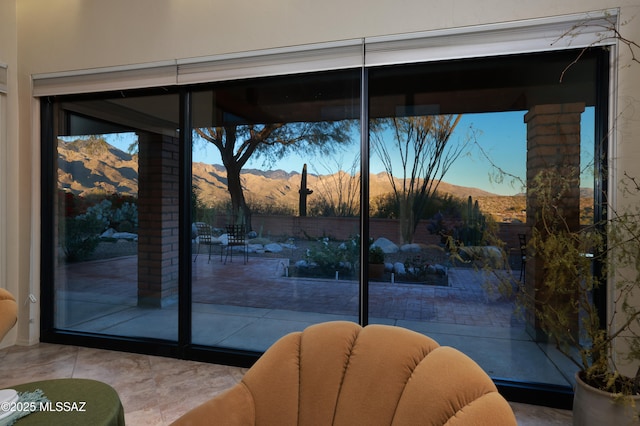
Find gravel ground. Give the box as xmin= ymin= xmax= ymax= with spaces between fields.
xmin=87 ymin=240 xmax=138 ymax=260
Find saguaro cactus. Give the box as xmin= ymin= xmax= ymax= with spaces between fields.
xmin=299 ymin=163 xmax=313 ymax=216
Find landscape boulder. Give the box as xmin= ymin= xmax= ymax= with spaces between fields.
xmin=393 ymin=262 xmax=406 ymax=275
xmin=400 ymin=243 xmax=422 ymax=253
xmin=264 ymin=243 xmax=283 ymax=253
xmin=372 ymin=237 xmax=399 ymax=254
xmin=457 ymin=246 xmax=504 ymax=268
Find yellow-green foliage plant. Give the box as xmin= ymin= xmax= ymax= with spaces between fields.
xmin=499 ymin=168 xmax=640 ymax=398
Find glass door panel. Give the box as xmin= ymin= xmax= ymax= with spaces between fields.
xmin=53 ymin=93 xmax=180 ymax=340
xmin=367 ymin=50 xmax=602 ymax=388
xmin=190 ymin=70 xmax=361 ymax=351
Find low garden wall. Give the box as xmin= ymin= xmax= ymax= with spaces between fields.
xmin=213 ymin=214 xmax=528 ymax=252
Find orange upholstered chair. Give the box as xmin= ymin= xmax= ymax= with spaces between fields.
xmin=0 ymin=288 xmax=18 ymax=342
xmin=171 ymin=321 xmax=517 ymax=426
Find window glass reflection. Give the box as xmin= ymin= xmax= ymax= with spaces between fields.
xmin=367 ymin=50 xmax=602 ymax=388
xmin=190 ymin=70 xmax=361 ymax=351
xmin=53 ymin=93 xmax=180 ymax=340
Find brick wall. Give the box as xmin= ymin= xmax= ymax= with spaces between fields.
xmin=137 ymin=132 xmax=180 ymax=307
xmin=524 ymin=102 xmax=584 ymax=339
xmin=214 ymin=215 xmax=441 ymax=245
xmin=216 ymin=214 xmax=528 ymax=252
xmin=525 ymin=103 xmax=583 ymax=230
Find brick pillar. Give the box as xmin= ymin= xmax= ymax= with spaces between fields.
xmin=524 ymin=103 xmax=585 ymax=340
xmin=137 ymin=132 xmax=179 ymax=307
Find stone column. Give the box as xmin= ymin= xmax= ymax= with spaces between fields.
xmin=137 ymin=132 xmax=179 ymax=307
xmin=524 ymin=102 xmax=585 ymax=339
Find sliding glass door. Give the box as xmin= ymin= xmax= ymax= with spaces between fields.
xmin=367 ymin=50 xmax=604 ymax=388
xmin=41 ymin=47 xmax=606 ymax=404
xmin=48 ymin=91 xmax=181 ymax=341
xmin=189 ymin=70 xmax=361 ymax=351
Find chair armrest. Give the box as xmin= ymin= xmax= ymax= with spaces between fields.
xmin=0 ymin=288 xmax=18 ymax=341
xmin=169 ymin=383 xmax=255 ymax=426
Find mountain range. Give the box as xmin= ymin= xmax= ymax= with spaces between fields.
xmin=58 ymin=137 xmax=139 ymax=196
xmin=58 ymin=137 xmax=495 ymax=202
xmin=57 ymin=137 xmax=592 ymax=222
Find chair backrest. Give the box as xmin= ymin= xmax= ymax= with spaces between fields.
xmin=241 ymin=322 xmax=516 ymax=425
xmin=226 ymin=224 xmax=245 ymax=245
xmin=196 ymin=222 xmax=212 ymax=244
xmin=518 ymin=233 xmax=527 ymax=256
xmin=171 ymin=321 xmax=517 ymax=425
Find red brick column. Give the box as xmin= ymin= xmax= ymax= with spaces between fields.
xmin=137 ymin=132 xmax=179 ymax=307
xmin=524 ymin=103 xmax=585 ymax=339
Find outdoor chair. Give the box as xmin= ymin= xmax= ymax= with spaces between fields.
xmin=224 ymin=224 xmax=248 ymax=264
xmin=194 ymin=222 xmax=218 ymax=263
xmin=518 ymin=233 xmax=527 ymax=283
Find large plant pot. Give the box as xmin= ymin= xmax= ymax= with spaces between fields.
xmin=573 ymin=372 xmax=640 ymax=425
xmin=368 ymin=263 xmax=385 ymax=280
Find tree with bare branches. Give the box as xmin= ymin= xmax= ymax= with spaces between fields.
xmin=370 ymin=115 xmax=467 ymax=243
xmin=194 ymin=121 xmax=354 ymax=231
xmin=309 ymin=155 xmax=361 ymax=217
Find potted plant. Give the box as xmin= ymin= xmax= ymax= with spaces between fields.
xmin=368 ymin=245 xmax=386 ymax=280
xmin=497 ymin=168 xmax=640 ymax=425
xmin=475 ymin=18 xmax=640 ymax=424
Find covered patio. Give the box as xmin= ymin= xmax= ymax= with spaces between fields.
xmin=53 ymin=254 xmax=577 ymax=389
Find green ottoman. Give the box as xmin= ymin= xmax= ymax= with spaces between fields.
xmin=9 ymin=378 xmax=124 ymax=426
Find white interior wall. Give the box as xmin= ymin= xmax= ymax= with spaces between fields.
xmin=0 ymin=0 xmax=18 ymax=349
xmin=7 ymin=0 xmax=640 ymax=351
xmin=15 ymin=0 xmax=637 ymax=74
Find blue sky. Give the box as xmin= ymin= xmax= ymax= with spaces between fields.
xmin=187 ymin=114 xmax=529 ymax=195
xmin=105 ymin=108 xmax=595 ymax=197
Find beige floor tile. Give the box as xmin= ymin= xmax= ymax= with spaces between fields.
xmin=0 ymin=343 xmax=572 ymax=425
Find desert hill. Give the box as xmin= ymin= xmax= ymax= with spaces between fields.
xmin=59 ymin=137 xmax=496 ymax=203
xmin=58 ymin=137 xmax=139 ymax=195
xmin=57 ymin=137 xmax=592 ymax=222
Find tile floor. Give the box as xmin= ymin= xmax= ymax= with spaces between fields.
xmin=13 ymin=254 xmax=578 ymax=424
xmin=0 ymin=343 xmax=572 ymax=425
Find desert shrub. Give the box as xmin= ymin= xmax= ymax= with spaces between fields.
xmin=370 ymin=192 xmax=398 ymax=218
xmin=62 ymin=213 xmax=109 ymax=262
xmin=300 ymin=236 xmax=359 ymax=278
xmin=112 ymin=202 xmax=138 ymax=231
xmin=249 ymin=199 xmax=295 ymax=216
xmin=59 ymin=191 xmax=92 ymax=218
xmin=426 ymin=196 xmax=489 ymax=247
xmin=371 ymin=191 xmax=463 ymax=220
xmin=60 ymin=195 xmax=139 ymax=261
